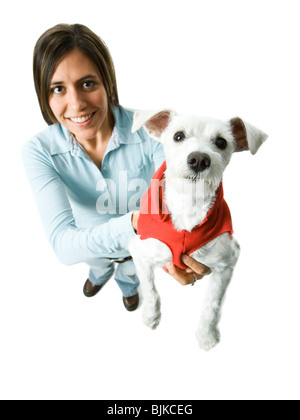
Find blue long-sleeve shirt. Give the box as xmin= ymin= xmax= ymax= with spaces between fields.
xmin=22 ymin=105 xmax=165 ymax=265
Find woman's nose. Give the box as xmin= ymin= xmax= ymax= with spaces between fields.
xmin=68 ymin=88 xmax=87 ymax=112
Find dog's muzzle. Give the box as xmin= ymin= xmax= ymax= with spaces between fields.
xmin=187 ymin=152 xmax=211 ymax=173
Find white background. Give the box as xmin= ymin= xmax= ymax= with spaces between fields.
xmin=0 ymin=0 xmax=299 ymax=400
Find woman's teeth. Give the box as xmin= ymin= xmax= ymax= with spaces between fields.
xmin=70 ymin=113 xmax=93 ymax=123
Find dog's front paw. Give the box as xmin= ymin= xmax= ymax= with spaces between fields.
xmin=143 ymin=310 xmax=161 ymax=330
xmin=196 ymin=328 xmax=220 ymax=351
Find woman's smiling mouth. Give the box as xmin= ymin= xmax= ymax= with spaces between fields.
xmin=67 ymin=111 xmax=96 ymax=125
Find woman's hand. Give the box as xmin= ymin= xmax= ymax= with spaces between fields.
xmin=163 ymin=254 xmax=211 ymax=286
xmin=131 ymin=211 xmax=211 ymax=285
xmin=131 ymin=211 xmax=140 ymax=233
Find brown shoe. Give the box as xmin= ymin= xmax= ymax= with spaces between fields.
xmin=83 ymin=279 xmax=106 ymax=297
xmin=123 ymin=293 xmax=139 ymax=312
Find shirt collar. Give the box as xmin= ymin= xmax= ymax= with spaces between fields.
xmin=68 ymin=131 xmax=79 ymax=156
xmin=67 ymin=125 xmax=121 ymax=157
xmin=49 ymin=105 xmax=141 ymax=156
xmin=112 ymin=105 xmax=142 ymax=145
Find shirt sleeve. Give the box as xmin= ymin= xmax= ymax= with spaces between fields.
xmin=22 ymin=139 xmax=136 ymax=266
xmin=151 ymin=139 xmax=165 ymax=171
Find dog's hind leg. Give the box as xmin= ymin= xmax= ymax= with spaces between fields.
xmin=196 ymin=267 xmax=234 ymax=351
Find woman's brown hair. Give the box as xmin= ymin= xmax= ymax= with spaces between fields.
xmin=33 ymin=23 xmax=119 ymax=125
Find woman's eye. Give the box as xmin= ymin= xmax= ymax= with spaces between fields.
xmin=215 ymin=137 xmax=227 ymax=150
xmin=51 ymin=86 xmax=65 ymax=94
xmin=173 ymin=131 xmax=186 ymax=142
xmin=82 ymin=81 xmax=95 ymax=89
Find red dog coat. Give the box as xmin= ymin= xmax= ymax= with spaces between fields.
xmin=137 ymin=161 xmax=233 ymax=269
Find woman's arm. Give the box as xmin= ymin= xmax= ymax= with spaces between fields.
xmin=151 ymin=138 xmax=165 ymax=171
xmin=22 ymin=140 xmax=135 ymax=266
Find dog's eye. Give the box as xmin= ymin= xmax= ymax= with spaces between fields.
xmin=215 ymin=137 xmax=227 ymax=150
xmin=173 ymin=131 xmax=186 ymax=142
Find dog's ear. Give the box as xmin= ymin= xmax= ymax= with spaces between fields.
xmin=230 ymin=117 xmax=268 ymax=155
xmin=131 ymin=110 xmax=174 ymax=140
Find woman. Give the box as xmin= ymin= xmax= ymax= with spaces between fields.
xmin=22 ymin=24 xmax=210 ymax=312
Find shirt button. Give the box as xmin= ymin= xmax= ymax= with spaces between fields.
xmin=102 ymin=166 xmax=107 ymax=171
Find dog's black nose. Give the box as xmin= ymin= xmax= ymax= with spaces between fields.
xmin=187 ymin=152 xmax=211 ymax=172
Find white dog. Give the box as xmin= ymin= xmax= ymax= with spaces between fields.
xmin=128 ymin=110 xmax=268 ymax=350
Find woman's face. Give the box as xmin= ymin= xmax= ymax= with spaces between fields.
xmin=49 ymin=48 xmax=111 ymax=143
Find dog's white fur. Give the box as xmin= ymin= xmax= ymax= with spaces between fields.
xmin=128 ymin=110 xmax=268 ymax=350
